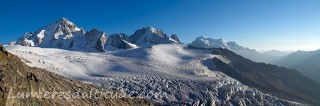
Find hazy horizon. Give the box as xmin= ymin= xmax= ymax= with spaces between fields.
xmin=1 ymin=0 xmax=319 ymax=51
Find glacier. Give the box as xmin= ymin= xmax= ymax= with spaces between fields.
xmin=5 ymin=44 xmax=304 ymax=105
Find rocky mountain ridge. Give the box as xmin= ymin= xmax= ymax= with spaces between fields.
xmin=13 ymin=18 xmax=180 ymax=52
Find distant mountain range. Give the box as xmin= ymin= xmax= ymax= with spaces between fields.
xmin=10 ymin=18 xmax=291 ymax=64
xmin=11 ymin=18 xmax=180 ymax=51
xmin=188 ymin=36 xmax=244 ymax=50
xmin=204 ymin=48 xmax=320 ymax=105
xmin=275 ymin=50 xmax=320 ymax=83
xmin=188 ymin=36 xmax=290 ymax=63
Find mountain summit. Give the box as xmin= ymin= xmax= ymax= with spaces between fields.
xmin=13 ymin=18 xmax=180 ymax=51
xmin=15 ymin=18 xmax=83 ymax=48
xmin=128 ymin=26 xmax=178 ymax=45
xmin=189 ymin=36 xmax=246 ymax=50
xmin=47 ymin=17 xmax=81 ymax=33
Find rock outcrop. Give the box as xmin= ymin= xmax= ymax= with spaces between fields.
xmin=107 ymin=34 xmax=136 ymax=49
xmin=170 ymin=34 xmax=181 ymax=43
xmin=85 ymin=28 xmax=108 ymax=51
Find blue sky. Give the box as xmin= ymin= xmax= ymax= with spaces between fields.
xmin=1 ymin=0 xmax=320 ymax=51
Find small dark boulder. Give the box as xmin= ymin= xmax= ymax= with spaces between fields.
xmin=0 ymin=44 xmax=8 ymax=55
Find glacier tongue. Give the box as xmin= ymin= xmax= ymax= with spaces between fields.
xmin=5 ymin=44 xmax=304 ymax=105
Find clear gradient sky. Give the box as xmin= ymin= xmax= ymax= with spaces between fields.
xmin=0 ymin=0 xmax=320 ymax=51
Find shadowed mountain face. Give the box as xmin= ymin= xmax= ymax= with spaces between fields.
xmin=204 ymin=48 xmax=320 ymax=105
xmin=275 ymin=50 xmax=320 ymax=83
xmin=0 ymin=44 xmax=152 ymax=106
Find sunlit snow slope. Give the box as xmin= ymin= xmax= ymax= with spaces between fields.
xmin=5 ymin=44 xmax=303 ymax=105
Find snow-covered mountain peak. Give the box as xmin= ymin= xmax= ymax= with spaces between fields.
xmin=191 ymin=36 xmax=229 ymax=49
xmin=85 ymin=28 xmax=107 ymax=39
xmin=197 ymin=36 xmax=225 ymax=42
xmin=60 ymin=17 xmax=69 ymax=22
xmin=189 ymin=36 xmax=279 ymax=63
xmin=225 ymin=41 xmax=237 ymax=46
xmin=13 ymin=18 xmax=182 ymax=51
xmin=129 ymin=26 xmax=178 ymax=45
xmin=140 ymin=26 xmax=166 ymax=37
xmin=15 ymin=32 xmax=35 ymax=47
xmin=57 ymin=17 xmax=71 ymax=24
xmin=14 ymin=18 xmax=84 ymax=48
xmin=217 ymin=38 xmax=227 ymax=42
xmin=57 ymin=18 xmax=75 ymax=26
xmin=144 ymin=26 xmax=156 ymax=32
xmin=43 ymin=18 xmax=80 ymax=33
xmin=89 ymin=28 xmax=103 ymax=33
xmin=189 ymin=36 xmax=246 ymax=50
xmin=197 ymin=35 xmax=207 ymax=39
xmin=79 ymin=27 xmax=86 ymax=34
